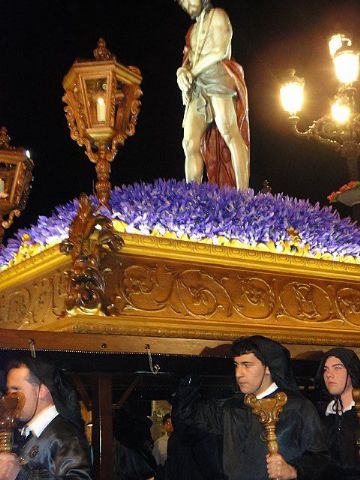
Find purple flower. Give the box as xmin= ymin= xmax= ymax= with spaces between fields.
xmin=1 ymin=179 xmax=360 ymax=268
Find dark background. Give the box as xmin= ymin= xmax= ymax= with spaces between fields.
xmin=2 ymin=0 xmax=360 ymax=240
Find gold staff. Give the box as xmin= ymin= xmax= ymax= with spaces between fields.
xmin=352 ymin=387 xmax=360 ymax=447
xmin=244 ymin=392 xmax=287 ymax=457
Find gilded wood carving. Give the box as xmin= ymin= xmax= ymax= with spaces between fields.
xmin=1 ymin=234 xmax=360 ymax=347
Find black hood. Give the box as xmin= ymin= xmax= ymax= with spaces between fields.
xmin=13 ymin=356 xmax=85 ymax=433
xmin=232 ymin=335 xmax=299 ymax=393
xmin=316 ymin=347 xmax=360 ymax=395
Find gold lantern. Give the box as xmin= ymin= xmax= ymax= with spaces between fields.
xmin=62 ymin=38 xmax=143 ymax=208
xmin=0 ymin=127 xmax=34 ymax=245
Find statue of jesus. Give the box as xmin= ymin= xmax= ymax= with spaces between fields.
xmin=176 ymin=0 xmax=250 ymax=190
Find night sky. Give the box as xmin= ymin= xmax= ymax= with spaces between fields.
xmin=1 ymin=0 xmax=360 ymax=241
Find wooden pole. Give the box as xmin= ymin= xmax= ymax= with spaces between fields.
xmin=92 ymin=374 xmax=113 ymax=480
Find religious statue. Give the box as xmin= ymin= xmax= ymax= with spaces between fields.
xmin=175 ymin=0 xmax=250 ymax=190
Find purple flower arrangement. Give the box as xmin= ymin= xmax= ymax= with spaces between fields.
xmin=1 ymin=179 xmax=360 ymax=269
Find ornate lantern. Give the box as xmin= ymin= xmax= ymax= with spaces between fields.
xmin=62 ymin=38 xmax=143 ymax=208
xmin=0 ymin=127 xmax=34 ymax=245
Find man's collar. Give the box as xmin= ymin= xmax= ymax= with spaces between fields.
xmin=325 ymin=399 xmax=355 ymax=416
xmin=256 ymin=382 xmax=278 ymax=399
xmin=26 ymin=405 xmax=59 ymax=437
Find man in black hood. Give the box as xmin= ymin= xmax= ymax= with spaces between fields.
xmin=173 ymin=335 xmax=329 ymax=480
xmin=0 ymin=356 xmax=92 ymax=479
xmin=316 ymin=347 xmax=360 ymax=480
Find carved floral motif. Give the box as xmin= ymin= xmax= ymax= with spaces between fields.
xmin=1 ymin=248 xmax=360 ymax=338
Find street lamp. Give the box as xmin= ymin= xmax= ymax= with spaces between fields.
xmin=280 ymin=34 xmax=360 ymax=181
xmin=62 ymin=38 xmax=143 ymax=208
xmin=0 ymin=127 xmax=33 ymax=245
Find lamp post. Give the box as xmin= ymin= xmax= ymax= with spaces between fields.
xmin=0 ymin=127 xmax=34 ymax=245
xmin=62 ymin=38 xmax=142 ymax=208
xmin=280 ymin=34 xmax=360 ymax=219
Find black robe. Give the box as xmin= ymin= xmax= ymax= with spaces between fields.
xmin=173 ymin=387 xmax=329 ymax=480
xmin=318 ymin=403 xmax=360 ymax=480
xmin=315 ymin=347 xmax=360 ymax=480
xmin=15 ymin=415 xmax=92 ymax=479
xmin=165 ymin=429 xmax=224 ymax=480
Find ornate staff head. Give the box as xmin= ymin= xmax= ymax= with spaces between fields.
xmin=244 ymin=392 xmax=288 ymax=455
xmin=0 ymin=392 xmax=25 ymax=453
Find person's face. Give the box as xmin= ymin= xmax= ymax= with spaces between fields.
xmin=164 ymin=417 xmax=174 ymax=434
xmin=234 ymin=353 xmax=272 ymax=396
xmin=7 ymin=365 xmax=41 ymax=423
xmin=323 ymin=356 xmax=352 ymax=397
xmin=178 ymin=0 xmax=203 ymax=19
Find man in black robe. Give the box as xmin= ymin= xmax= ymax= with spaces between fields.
xmin=173 ymin=335 xmax=329 ymax=480
xmin=0 ymin=356 xmax=92 ymax=479
xmin=316 ymin=347 xmax=360 ymax=480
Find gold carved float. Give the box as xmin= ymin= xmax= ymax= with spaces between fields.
xmin=1 ymin=230 xmax=360 ymax=351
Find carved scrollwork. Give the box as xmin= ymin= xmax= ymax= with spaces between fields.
xmin=3 ymin=289 xmax=31 ymax=326
xmin=232 ymin=277 xmax=275 ymax=319
xmin=60 ymin=193 xmax=124 ymax=316
xmin=337 ymin=287 xmax=360 ymax=326
xmin=111 ymin=83 xmax=142 ymax=151
xmin=31 ymin=278 xmax=53 ymax=323
xmin=121 ymin=265 xmax=174 ymax=311
xmin=0 ymin=272 xmax=68 ymax=328
xmin=117 ymin=266 xmax=233 ymax=318
xmin=63 ymin=87 xmax=93 ymax=158
xmin=278 ymin=282 xmax=333 ymax=322
xmin=173 ymin=270 xmax=232 ymax=318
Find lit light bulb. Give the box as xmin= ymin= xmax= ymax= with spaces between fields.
xmin=331 ymin=101 xmax=351 ymax=124
xmin=334 ymin=50 xmax=359 ymax=84
xmin=25 ymin=150 xmax=31 ymax=158
xmin=328 ymin=34 xmax=351 ymax=58
xmin=280 ymin=79 xmax=304 ymax=116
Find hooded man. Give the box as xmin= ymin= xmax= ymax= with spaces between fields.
xmin=316 ymin=347 xmax=360 ymax=480
xmin=0 ymin=356 xmax=92 ymax=480
xmin=172 ymin=335 xmax=329 ymax=480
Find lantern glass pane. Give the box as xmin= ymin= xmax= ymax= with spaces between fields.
xmin=0 ymin=162 xmax=16 ymax=200
xmin=85 ymin=78 xmax=108 ymax=125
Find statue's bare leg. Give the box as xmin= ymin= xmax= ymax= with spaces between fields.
xmin=183 ymin=98 xmax=208 ymax=183
xmin=211 ymin=96 xmax=249 ymax=190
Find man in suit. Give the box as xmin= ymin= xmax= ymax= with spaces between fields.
xmin=0 ymin=357 xmax=92 ymax=479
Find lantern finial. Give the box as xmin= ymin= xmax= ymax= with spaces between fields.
xmin=0 ymin=128 xmax=10 ymax=150
xmin=93 ymin=38 xmax=114 ymax=61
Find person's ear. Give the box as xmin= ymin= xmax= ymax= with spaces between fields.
xmin=265 ymin=366 xmax=270 ymax=376
xmin=39 ymin=383 xmax=51 ymax=399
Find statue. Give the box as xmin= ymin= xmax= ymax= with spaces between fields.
xmin=175 ymin=0 xmax=250 ymax=190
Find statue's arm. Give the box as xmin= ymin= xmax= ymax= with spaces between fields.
xmin=191 ymin=9 xmax=232 ymax=78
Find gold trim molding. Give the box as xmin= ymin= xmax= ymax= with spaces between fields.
xmin=0 ymin=233 xmax=360 ymax=350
